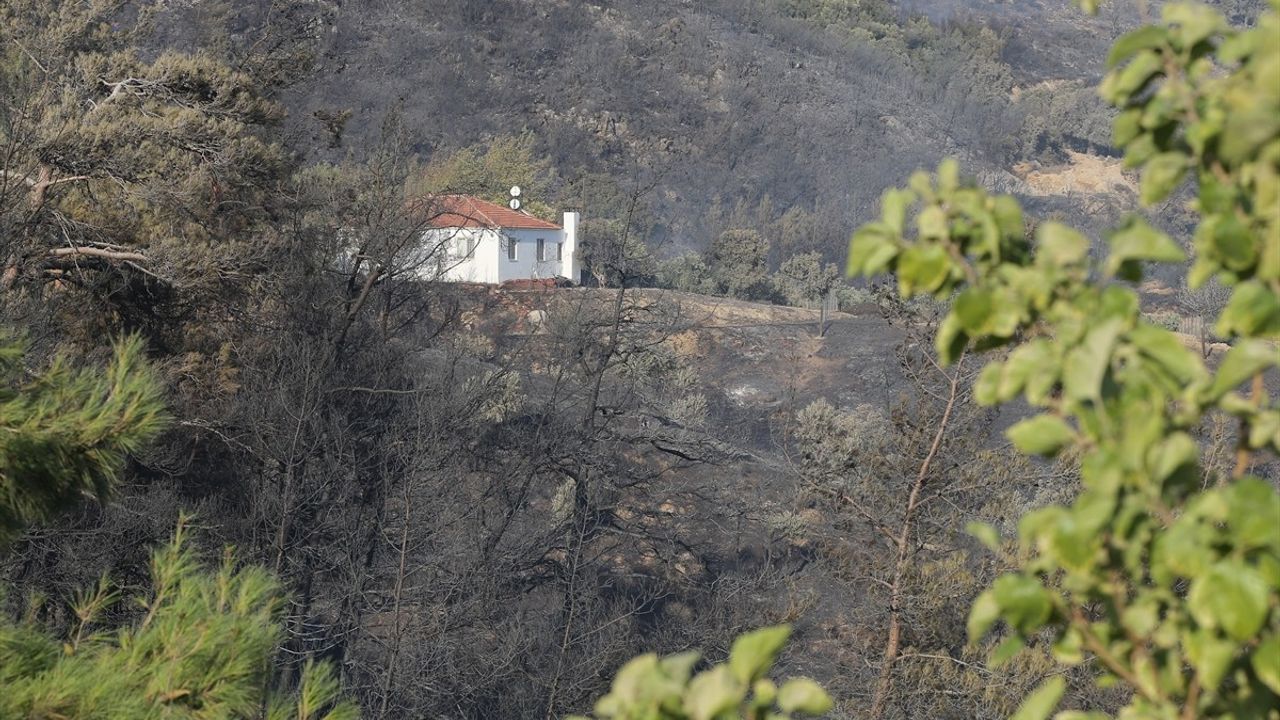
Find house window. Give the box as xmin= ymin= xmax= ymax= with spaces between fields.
xmin=507 ymin=237 xmax=517 ymax=261
xmin=556 ymin=242 xmax=563 ymax=261
xmin=536 ymin=238 xmax=546 ymax=262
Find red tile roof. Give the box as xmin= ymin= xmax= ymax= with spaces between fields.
xmin=416 ymin=195 xmax=562 ymax=230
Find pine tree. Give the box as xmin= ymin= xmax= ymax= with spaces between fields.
xmin=0 ymin=334 xmax=357 ymax=718
xmin=0 ymin=518 xmax=358 ymax=719
xmin=0 ymin=0 xmax=287 ymax=293
xmin=0 ymin=334 xmax=166 ymax=544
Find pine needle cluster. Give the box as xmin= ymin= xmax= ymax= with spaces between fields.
xmin=0 ymin=334 xmax=167 ymax=544
xmin=0 ymin=518 xmax=358 ymax=719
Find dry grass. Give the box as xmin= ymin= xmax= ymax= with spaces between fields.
xmin=1013 ymin=150 xmax=1136 ymax=197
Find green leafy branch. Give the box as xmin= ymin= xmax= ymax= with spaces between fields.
xmin=571 ymin=625 xmax=833 ymax=720
xmin=847 ymin=2 xmax=1279 ymax=718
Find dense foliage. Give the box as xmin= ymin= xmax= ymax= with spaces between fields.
xmin=0 ymin=336 xmax=165 ymax=544
xmin=0 ymin=336 xmax=354 ymax=718
xmin=0 ymin=521 xmax=357 ymax=719
xmin=848 ymin=2 xmax=1280 ymax=717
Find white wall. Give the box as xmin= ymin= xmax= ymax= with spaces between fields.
xmin=423 ymin=227 xmax=501 ymax=283
xmin=421 ymin=225 xmax=574 ymax=284
xmin=495 ymin=227 xmax=570 ymax=283
xmin=562 ymin=211 xmax=578 ymax=283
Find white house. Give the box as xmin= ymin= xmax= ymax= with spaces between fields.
xmin=421 ymin=195 xmax=578 ymax=284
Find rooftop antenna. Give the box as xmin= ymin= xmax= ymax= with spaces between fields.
xmin=508 ymin=185 xmax=522 ymax=211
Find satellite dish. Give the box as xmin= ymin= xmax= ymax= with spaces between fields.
xmin=509 ymin=186 xmax=522 ymax=198
xmin=509 ymin=198 xmax=522 ymax=210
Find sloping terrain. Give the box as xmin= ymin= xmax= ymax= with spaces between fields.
xmin=254 ymin=0 xmax=1151 ymax=252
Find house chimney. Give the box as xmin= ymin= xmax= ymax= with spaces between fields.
xmin=562 ymin=211 xmax=579 ymax=283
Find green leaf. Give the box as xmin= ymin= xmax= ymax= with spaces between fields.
xmin=1210 ymin=215 xmax=1256 ymax=272
xmin=1106 ymin=218 xmax=1185 ymax=277
xmin=1011 ymin=676 xmax=1066 ymax=720
xmin=1185 ymin=626 xmax=1237 ymax=692
xmin=1019 ymin=506 xmax=1068 ymax=551
xmin=968 ymin=588 xmax=1001 ymax=643
xmin=1252 ymin=633 xmax=1280 ymax=695
xmin=967 ymin=521 xmax=1001 ymax=551
xmin=880 ymin=189 xmax=914 ymax=236
xmin=1228 ymin=478 xmax=1280 ymax=550
xmin=1154 ymin=516 xmax=1216 ymax=583
xmin=1000 ymin=340 xmax=1055 ymax=403
xmin=1062 ymin=319 xmax=1123 ymax=402
xmin=1007 ymin=415 xmax=1076 ymax=456
xmin=1222 ymin=107 xmax=1280 ymax=164
xmin=1162 ymin=2 xmax=1224 ymax=47
xmin=917 ymin=205 xmax=949 ymax=240
xmin=1113 ymin=108 xmax=1144 ymax=146
xmin=752 ymin=678 xmax=778 ymax=707
xmin=684 ymin=666 xmax=744 ymax=720
xmin=1051 ymin=628 xmax=1085 ymax=665
xmin=660 ymin=651 xmax=702 ymax=685
xmin=974 ymin=362 xmax=1002 ymax=405
xmin=897 ymin=244 xmax=950 ymax=297
xmin=1149 ymin=432 xmax=1199 ymax=485
xmin=954 ymin=288 xmax=994 ymax=334
xmin=1107 ymin=25 xmax=1169 ymax=68
xmin=1121 ymin=597 xmax=1161 ymax=637
xmin=1131 ymin=323 xmax=1204 ymax=384
xmin=992 ymin=195 xmax=1025 ymax=243
xmin=1124 ymin=132 xmax=1159 ymax=169
xmin=1036 ymin=222 xmax=1091 ymax=267
xmin=1050 ymin=507 xmax=1104 ymax=571
xmin=1140 ymin=152 xmax=1188 ymax=205
xmin=1218 ymin=25 xmax=1259 ymax=61
xmin=1216 ymin=282 xmax=1280 ymax=339
xmin=993 ymin=574 xmax=1053 ymax=634
xmin=1188 ymin=561 xmax=1270 ymax=641
xmin=1100 ymin=50 xmax=1163 ymax=104
xmin=989 ymin=635 xmax=1026 ymax=668
xmin=1197 ymin=171 xmax=1236 ymax=214
xmin=935 ymin=313 xmax=969 ymax=366
xmin=937 ymin=158 xmax=961 ymax=194
xmin=1205 ymin=340 xmax=1278 ymax=400
xmin=908 ymin=170 xmax=934 ymax=198
xmin=776 ymin=678 xmax=833 ymax=715
xmin=728 ymin=625 xmax=791 ymax=684
xmin=847 ymin=225 xmax=899 ymax=278
xmin=596 ymin=654 xmax=663 ymax=714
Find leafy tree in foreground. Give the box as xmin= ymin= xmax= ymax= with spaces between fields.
xmin=570 ymin=625 xmax=832 ymax=720
xmin=848 ymin=2 xmax=1279 ymax=718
